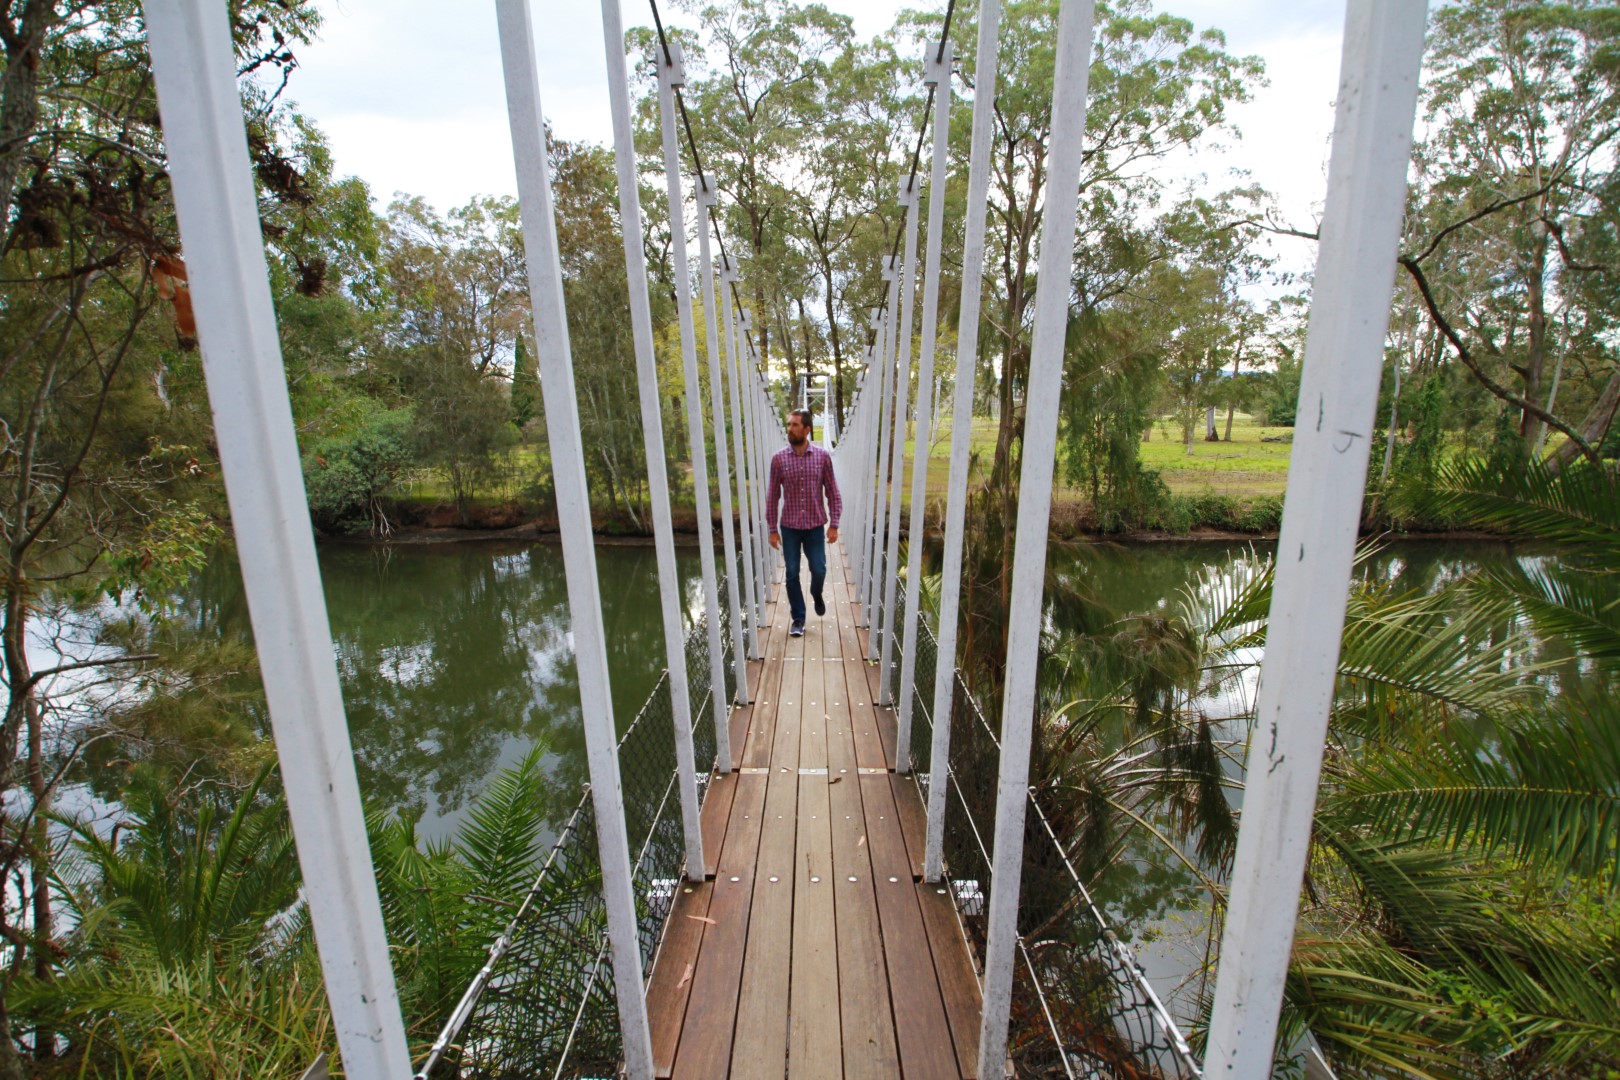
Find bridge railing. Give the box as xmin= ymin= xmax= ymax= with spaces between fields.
xmin=415 ymin=574 xmax=743 ymax=1079
xmin=887 ymin=571 xmax=1201 ymax=1079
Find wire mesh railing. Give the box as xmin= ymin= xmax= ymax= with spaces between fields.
xmin=886 ymin=578 xmax=1202 ymax=1079
xmin=415 ymin=572 xmax=744 ymax=1079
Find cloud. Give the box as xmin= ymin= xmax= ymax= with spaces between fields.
xmin=286 ymin=0 xmax=1350 ymax=254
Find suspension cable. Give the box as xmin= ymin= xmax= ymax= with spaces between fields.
xmin=643 ymin=0 xmax=959 ymax=370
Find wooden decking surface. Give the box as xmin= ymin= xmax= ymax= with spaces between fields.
xmin=645 ymin=544 xmax=984 ymax=1079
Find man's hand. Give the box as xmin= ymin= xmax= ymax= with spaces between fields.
xmin=769 ymin=532 xmax=781 ymax=549
xmin=828 ymin=527 xmax=839 ymax=544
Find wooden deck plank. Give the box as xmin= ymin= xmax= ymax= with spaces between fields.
xmin=649 ymin=880 xmax=714 ymax=1077
xmin=728 ymin=655 xmax=765 ymax=764
xmin=649 ymin=544 xmax=982 ymax=1078
xmin=742 ymin=593 xmax=790 ymax=769
xmin=730 ymin=604 xmax=803 ymax=1080
xmin=824 ymin=633 xmax=901 ymax=1078
xmin=861 ymin=773 xmax=964 ymax=1079
xmin=702 ymin=771 xmax=739 ymax=880
xmin=833 ymin=575 xmax=889 ymax=772
xmin=788 ymin=635 xmax=840 ymax=1079
xmin=890 ymin=774 xmax=929 ymax=883
xmin=670 ymin=771 xmax=768 ymax=1079
xmin=917 ymin=886 xmax=985 ymax=1079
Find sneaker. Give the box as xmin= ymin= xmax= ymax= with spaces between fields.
xmin=813 ymin=593 xmax=826 ymax=617
xmin=790 ymin=622 xmax=805 ymax=637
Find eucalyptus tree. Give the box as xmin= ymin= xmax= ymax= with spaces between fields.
xmin=1400 ymin=0 xmax=1620 ymax=471
xmin=930 ymin=0 xmax=1261 ymax=502
xmin=673 ymin=0 xmax=858 ymax=371
xmin=0 ymin=3 xmax=340 ymax=1070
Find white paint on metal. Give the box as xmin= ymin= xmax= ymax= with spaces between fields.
xmin=926 ymin=0 xmax=1003 ymax=884
xmin=899 ymin=42 xmax=953 ymax=776
xmin=723 ymin=263 xmax=762 ymax=659
xmin=1205 ymin=3 xmax=1427 ymax=1073
xmin=880 ymin=186 xmax=921 ymax=710
xmin=976 ymin=2 xmax=1096 ymax=1073
xmin=656 ymin=46 xmax=731 ymax=773
xmin=865 ymin=285 xmax=897 ymax=649
xmin=493 ymin=6 xmax=657 ymax=1071
xmin=598 ymin=0 xmax=704 ymax=884
xmin=141 ymin=3 xmax=411 ymax=1073
xmin=698 ymin=183 xmax=749 ymax=707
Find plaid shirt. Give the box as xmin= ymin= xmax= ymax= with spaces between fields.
xmin=765 ymin=442 xmax=841 ymax=535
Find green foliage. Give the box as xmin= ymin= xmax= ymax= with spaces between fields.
xmin=511 ymin=333 xmax=539 ymax=430
xmin=302 ymin=406 xmax=416 ymax=535
xmin=1257 ymin=352 xmax=1302 ymax=427
xmin=27 ymin=764 xmax=327 ymax=1076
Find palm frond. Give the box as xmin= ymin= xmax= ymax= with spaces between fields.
xmin=1426 ymin=458 xmax=1620 ymax=557
xmin=1331 ymin=691 xmax=1620 ymax=886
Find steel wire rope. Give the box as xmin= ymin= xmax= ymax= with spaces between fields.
xmin=644 ymin=0 xmax=957 ymax=354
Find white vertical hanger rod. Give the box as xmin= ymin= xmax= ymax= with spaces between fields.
xmin=880 ymin=184 xmax=921 ymax=709
xmin=699 ymin=185 xmax=750 ymax=706
xmin=927 ymin=0 xmax=1003 ymax=883
xmin=865 ymin=291 xmax=896 ymax=644
xmin=976 ymin=0 xmax=1096 ymax=1072
xmin=656 ymin=44 xmax=730 ymax=774
xmin=902 ymin=42 xmax=953 ymax=778
xmin=141 ymin=3 xmax=411 ymax=1073
xmin=597 ymin=0 xmax=704 ymax=883
xmin=722 ymin=263 xmax=762 ymax=659
xmin=1205 ymin=2 xmax=1427 ymax=1071
xmin=494 ymin=1 xmax=655 ymax=1070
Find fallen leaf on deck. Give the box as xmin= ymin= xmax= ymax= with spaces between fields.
xmin=685 ymin=915 xmax=718 ymax=926
xmin=857 ymin=835 xmax=866 ymax=847
xmin=677 ymin=962 xmax=694 ymax=989
xmin=828 ymin=776 xmax=842 ymax=785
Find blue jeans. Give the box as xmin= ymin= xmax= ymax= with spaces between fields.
xmin=779 ymin=525 xmax=826 ymax=625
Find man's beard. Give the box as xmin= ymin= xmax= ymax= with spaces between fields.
xmin=788 ymin=431 xmax=808 ymax=446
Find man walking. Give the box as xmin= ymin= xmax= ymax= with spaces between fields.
xmin=765 ymin=408 xmax=842 ymax=637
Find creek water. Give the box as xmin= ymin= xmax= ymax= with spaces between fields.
xmin=175 ymin=537 xmax=1573 ymax=840
xmin=175 ymin=535 xmax=1584 ymax=1028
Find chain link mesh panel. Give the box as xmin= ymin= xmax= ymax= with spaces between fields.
xmin=886 ymin=581 xmax=1201 ymax=1079
xmin=419 ymin=575 xmax=741 ymax=1078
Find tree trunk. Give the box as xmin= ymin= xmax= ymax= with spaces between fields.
xmin=0 ymin=2 xmax=58 ymax=251
xmin=1381 ymin=357 xmax=1402 ymax=485
xmin=1205 ymin=404 xmax=1219 ymax=441
xmin=1518 ymin=232 xmax=1550 ymax=446
xmin=1545 ymin=368 xmax=1620 ymax=476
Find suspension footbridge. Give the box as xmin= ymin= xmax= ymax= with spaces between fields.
xmin=138 ymin=0 xmax=1428 ymax=1075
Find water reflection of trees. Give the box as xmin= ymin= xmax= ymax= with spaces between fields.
xmin=171 ymin=541 xmax=700 ymax=832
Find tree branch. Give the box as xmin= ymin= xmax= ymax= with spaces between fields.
xmin=1398 ymin=256 xmax=1599 ymax=466
xmin=19 ymin=652 xmax=158 ymax=695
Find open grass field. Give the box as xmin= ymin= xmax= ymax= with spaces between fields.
xmin=905 ymin=413 xmax=1293 ymax=500
xmin=393 ymin=413 xmax=1297 ymax=524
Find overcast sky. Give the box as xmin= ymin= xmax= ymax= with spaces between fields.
xmin=285 ymin=0 xmax=1349 ymax=278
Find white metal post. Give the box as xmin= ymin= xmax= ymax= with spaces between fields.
xmin=880 ymin=184 xmax=921 ymax=708
xmin=898 ymin=43 xmax=953 ymax=774
xmin=863 ymin=296 xmax=894 ymax=641
xmin=869 ymin=268 xmax=902 ymax=662
xmin=976 ymin=2 xmax=1096 ymax=1072
xmin=925 ymin=0 xmax=1003 ymax=885
xmin=722 ymin=264 xmax=762 ymax=660
xmin=655 ymin=45 xmax=730 ymax=774
xmin=598 ymin=0 xmax=704 ymax=883
xmin=858 ymin=334 xmax=881 ymax=622
xmin=738 ymin=304 xmax=768 ymax=629
xmin=141 ymin=4 xmax=411 ymax=1073
xmin=699 ymin=185 xmax=750 ymax=705
xmin=1205 ymin=3 xmax=1427 ymax=1072
xmin=846 ymin=346 xmax=873 ymax=598
xmin=493 ymin=2 xmax=655 ymax=1070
